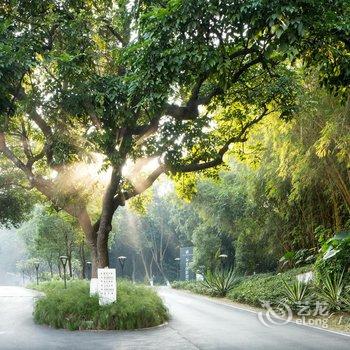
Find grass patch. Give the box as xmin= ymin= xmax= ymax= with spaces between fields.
xmin=31 ymin=279 xmax=168 ymax=331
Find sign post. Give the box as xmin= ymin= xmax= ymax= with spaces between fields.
xmin=97 ymin=268 xmax=117 ymax=305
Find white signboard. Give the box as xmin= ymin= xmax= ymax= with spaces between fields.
xmin=98 ymin=268 xmax=117 ymax=305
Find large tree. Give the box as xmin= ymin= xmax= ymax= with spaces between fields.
xmin=0 ymin=0 xmax=348 ymax=275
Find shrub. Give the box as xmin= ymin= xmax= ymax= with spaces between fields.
xmin=314 ymin=231 xmax=350 ymax=285
xmin=201 ymin=269 xmax=237 ymax=297
xmin=171 ymin=280 xmax=212 ymax=295
xmin=281 ymin=278 xmax=309 ymax=307
xmin=172 ymin=266 xmax=313 ymax=306
xmin=316 ymin=270 xmax=349 ymax=311
xmin=279 ymin=248 xmax=317 ymax=270
xmin=227 ymin=266 xmax=313 ymax=307
xmin=33 ymin=279 xmax=168 ymax=330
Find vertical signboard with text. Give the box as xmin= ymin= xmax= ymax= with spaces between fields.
xmin=180 ymin=247 xmax=195 ymax=281
xmin=98 ymin=268 xmax=117 ymax=305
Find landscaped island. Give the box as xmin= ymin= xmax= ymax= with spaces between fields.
xmin=30 ymin=280 xmax=168 ymax=331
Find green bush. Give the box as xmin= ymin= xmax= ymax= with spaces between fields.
xmin=281 ymin=278 xmax=310 ymax=309
xmin=172 ymin=266 xmax=350 ymax=313
xmin=32 ymin=279 xmax=168 ymax=330
xmin=316 ymin=270 xmax=350 ymax=311
xmin=314 ymin=231 xmax=350 ymax=285
xmin=227 ymin=266 xmax=313 ymax=306
xmin=171 ymin=280 xmax=214 ymax=295
xmin=201 ymin=269 xmax=237 ymax=297
xmin=172 ymin=267 xmax=313 ymax=305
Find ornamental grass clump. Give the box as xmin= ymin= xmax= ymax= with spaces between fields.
xmin=33 ymin=279 xmax=168 ymax=330
xmin=317 ymin=270 xmax=349 ymax=311
xmin=281 ymin=278 xmax=309 ymax=305
xmin=201 ymin=268 xmax=237 ymax=297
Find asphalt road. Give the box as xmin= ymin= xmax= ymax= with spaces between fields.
xmin=0 ymin=285 xmax=349 ymax=350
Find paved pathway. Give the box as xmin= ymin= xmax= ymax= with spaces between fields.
xmin=0 ymin=286 xmax=349 ymax=349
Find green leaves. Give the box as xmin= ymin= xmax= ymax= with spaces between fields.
xmin=323 ymin=246 xmax=341 ymax=261
xmin=317 ymin=270 xmax=349 ymax=311
xmin=202 ymin=268 xmax=237 ymax=297
xmin=281 ymin=277 xmax=309 ymax=305
xmin=33 ymin=279 xmax=169 ymax=330
xmin=0 ymin=0 xmax=349 ymax=267
xmin=0 ymin=163 xmax=36 ymax=227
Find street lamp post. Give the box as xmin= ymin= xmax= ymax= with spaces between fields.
xmin=117 ymin=256 xmax=127 ymax=277
xmin=34 ymin=262 xmax=40 ymax=285
xmin=60 ymin=256 xmax=68 ymax=289
xmin=86 ymin=261 xmax=92 ymax=280
xmin=174 ymin=257 xmax=180 ymax=280
xmin=218 ymin=254 xmax=228 ymax=271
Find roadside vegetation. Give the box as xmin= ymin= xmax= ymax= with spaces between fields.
xmin=172 ymin=266 xmax=313 ymax=303
xmin=172 ymin=265 xmax=350 ymax=331
xmin=31 ymin=280 xmax=168 ymax=331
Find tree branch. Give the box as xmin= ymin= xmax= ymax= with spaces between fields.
xmin=131 ymin=49 xmax=262 ymax=143
xmin=132 ymin=115 xmax=161 ymax=144
xmin=104 ymin=22 xmax=127 ymax=47
xmin=83 ymin=101 xmax=102 ymax=130
xmin=0 ymin=132 xmax=33 ymax=178
xmin=168 ymin=106 xmax=269 ymax=173
xmin=164 ymin=57 xmax=263 ymax=121
xmin=113 ymin=164 xmax=166 ymax=207
xmin=28 ymin=109 xmax=53 ymax=139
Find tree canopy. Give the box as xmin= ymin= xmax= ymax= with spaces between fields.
xmin=1 ymin=0 xmax=349 ymax=274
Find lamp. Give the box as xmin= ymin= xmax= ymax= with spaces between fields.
xmin=174 ymin=257 xmax=180 ymax=280
xmin=117 ymin=256 xmax=127 ymax=277
xmin=60 ymin=255 xmax=68 ymax=289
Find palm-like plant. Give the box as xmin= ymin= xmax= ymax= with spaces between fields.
xmin=281 ymin=278 xmax=309 ymax=305
xmin=201 ymin=268 xmax=237 ymax=297
xmin=317 ymin=270 xmax=348 ymax=311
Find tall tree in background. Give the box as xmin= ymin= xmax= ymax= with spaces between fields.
xmin=0 ymin=1 xmax=348 ymax=275
xmin=112 ymin=192 xmax=188 ymax=283
xmin=0 ymin=161 xmax=36 ymax=227
xmin=19 ymin=207 xmax=88 ymax=278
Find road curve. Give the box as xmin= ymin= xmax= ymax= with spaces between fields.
xmin=0 ymin=285 xmax=348 ymax=350
xmin=159 ymin=287 xmax=349 ymax=350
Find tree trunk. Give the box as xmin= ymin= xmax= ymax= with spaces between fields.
xmin=57 ymin=262 xmax=62 ymax=277
xmin=80 ymin=244 xmax=86 ymax=279
xmin=77 ymin=210 xmax=99 ymax=278
xmin=91 ymin=246 xmax=98 ymax=278
xmin=68 ymin=255 xmax=72 ymax=277
xmin=95 ymin=168 xmax=123 ymax=270
xmin=48 ymin=261 xmax=53 ymax=278
xmin=155 ymin=258 xmax=169 ymax=285
xmin=139 ymin=250 xmax=151 ymax=282
xmin=97 ymin=224 xmax=110 ymax=268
